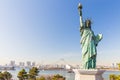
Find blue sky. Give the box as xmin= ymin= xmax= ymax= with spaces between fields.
xmin=0 ymin=0 xmax=120 ymax=66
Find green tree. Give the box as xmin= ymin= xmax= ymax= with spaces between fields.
xmin=17 ymin=69 xmax=28 ymax=80
xmin=3 ymin=71 xmax=12 ymax=80
xmin=36 ymin=76 xmax=45 ymax=80
xmin=52 ymin=74 xmax=65 ymax=80
xmin=117 ymin=63 xmax=120 ymax=70
xmin=109 ymin=74 xmax=120 ymax=80
xmin=0 ymin=72 xmax=4 ymax=80
xmin=110 ymin=74 xmax=116 ymax=80
xmin=117 ymin=75 xmax=120 ymax=80
xmin=28 ymin=67 xmax=39 ymax=80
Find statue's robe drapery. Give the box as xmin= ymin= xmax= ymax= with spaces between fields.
xmin=80 ymin=27 xmax=102 ymax=69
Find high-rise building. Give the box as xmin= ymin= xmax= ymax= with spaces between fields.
xmin=26 ymin=61 xmax=31 ymax=67
xmin=19 ymin=62 xmax=25 ymax=67
xmin=32 ymin=62 xmax=35 ymax=67
xmin=10 ymin=60 xmax=15 ymax=67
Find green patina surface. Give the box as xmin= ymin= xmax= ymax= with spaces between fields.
xmin=78 ymin=4 xmax=103 ymax=69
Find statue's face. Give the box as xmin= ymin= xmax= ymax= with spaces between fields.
xmin=86 ymin=20 xmax=91 ymax=28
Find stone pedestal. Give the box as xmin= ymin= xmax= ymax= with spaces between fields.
xmin=73 ymin=69 xmax=105 ymax=80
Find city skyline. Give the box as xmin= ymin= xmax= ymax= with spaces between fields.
xmin=0 ymin=0 xmax=120 ymax=66
xmin=1 ymin=60 xmax=76 ymax=67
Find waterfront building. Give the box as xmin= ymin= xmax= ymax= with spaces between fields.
xmin=10 ymin=60 xmax=15 ymax=67
xmin=65 ymin=64 xmax=71 ymax=69
xmin=19 ymin=62 xmax=25 ymax=67
xmin=32 ymin=62 xmax=36 ymax=67
xmin=26 ymin=61 xmax=31 ymax=67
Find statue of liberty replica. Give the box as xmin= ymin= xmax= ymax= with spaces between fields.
xmin=78 ymin=3 xmax=103 ymax=69
xmin=73 ymin=3 xmax=105 ymax=80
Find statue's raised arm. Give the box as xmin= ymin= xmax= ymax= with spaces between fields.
xmin=78 ymin=3 xmax=84 ymax=34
